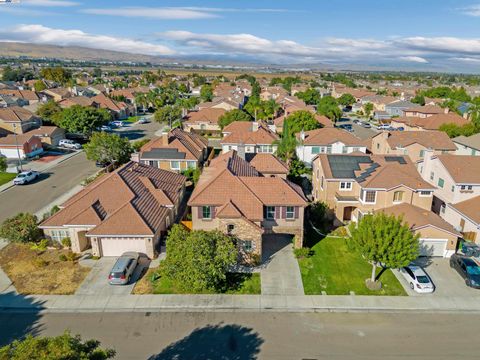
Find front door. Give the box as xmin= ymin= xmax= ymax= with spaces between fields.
xmin=343 ymin=206 xmax=355 ymax=221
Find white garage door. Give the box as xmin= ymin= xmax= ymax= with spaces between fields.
xmin=99 ymin=237 xmax=148 ymax=257
xmin=419 ymin=239 xmax=447 ymax=257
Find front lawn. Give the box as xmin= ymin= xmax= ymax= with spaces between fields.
xmin=124 ymin=116 xmax=140 ymax=123
xmin=0 ymin=243 xmax=90 ymax=295
xmin=299 ymin=234 xmax=406 ymax=296
xmin=0 ymin=172 xmax=16 ymax=186
xmin=133 ymin=267 xmax=261 ymax=295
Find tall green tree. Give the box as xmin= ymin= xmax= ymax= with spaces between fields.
xmin=349 ymin=213 xmax=419 ymax=285
xmin=363 ymin=102 xmax=374 ymax=118
xmin=337 ymin=93 xmax=356 ymax=107
xmin=33 ymin=80 xmax=46 ymax=92
xmin=284 ymin=110 xmax=320 ymax=135
xmin=36 ymin=100 xmax=62 ymax=124
xmin=317 ymin=96 xmax=342 ymax=123
xmin=218 ymin=109 xmax=252 ymax=129
xmin=411 ymin=94 xmax=426 ymax=106
xmin=154 ymin=105 xmax=182 ymax=127
xmin=56 ymin=106 xmax=111 ymax=136
xmin=296 ymin=88 xmax=321 ymax=105
xmin=244 ymin=96 xmax=265 ymax=121
xmin=162 ymin=225 xmax=237 ymax=292
xmin=274 ymin=119 xmax=298 ymax=166
xmin=84 ymin=132 xmax=133 ymax=169
xmin=0 ymin=331 xmax=115 ymax=360
xmin=0 ymin=213 xmax=40 ymax=244
xmin=200 ymin=84 xmax=214 ymax=102
xmin=39 ymin=67 xmax=72 ymax=85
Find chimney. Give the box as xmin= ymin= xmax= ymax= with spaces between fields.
xmin=400 ymin=92 xmax=405 ymax=101
xmin=444 ymin=107 xmax=449 ymax=114
xmin=252 ymin=122 xmax=259 ymax=132
xmin=300 ymin=129 xmax=305 ymax=142
xmin=237 ymin=143 xmax=246 ymax=160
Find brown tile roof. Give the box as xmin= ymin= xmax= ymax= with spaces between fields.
xmin=393 ymin=113 xmax=469 ymax=130
xmin=92 ymin=93 xmax=127 ymax=112
xmin=0 ymin=133 xmax=37 ymax=145
xmin=0 ymin=106 xmax=35 ymax=123
xmin=43 ymin=87 xmax=71 ymax=98
xmin=26 ymin=126 xmax=62 ymax=137
xmin=450 ymin=195 xmax=480 ymax=225
xmin=58 ymin=96 xmax=97 ymax=108
xmin=184 ymin=108 xmax=226 ymax=125
xmin=221 ymin=123 xmax=279 ymax=145
xmin=404 ymin=105 xmax=445 ymax=114
xmin=40 ymin=162 xmax=185 ymax=236
xmin=380 ymin=203 xmax=460 ymax=236
xmin=299 ymin=127 xmax=364 ymax=146
xmin=0 ymin=89 xmax=39 ymax=101
xmin=209 ymin=151 xmax=260 ymax=177
xmin=381 ymin=131 xmax=456 ymax=150
xmin=453 ymin=133 xmax=480 ymax=151
xmin=436 ymin=155 xmax=480 ymax=183
xmin=246 ymin=153 xmax=289 ymax=175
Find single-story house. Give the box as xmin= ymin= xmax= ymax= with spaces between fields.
xmin=0 ymin=133 xmax=43 ymax=159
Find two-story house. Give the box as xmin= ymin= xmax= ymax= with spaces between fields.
xmin=133 ymin=128 xmax=208 ymax=172
xmin=0 ymin=106 xmax=41 ymax=134
xmin=188 ymin=150 xmax=307 ymax=262
xmin=296 ymin=127 xmax=367 ymax=166
xmin=221 ymin=121 xmax=279 ymax=155
xmin=371 ymin=131 xmax=456 ymax=164
xmin=453 ymin=133 xmax=480 ymax=156
xmin=385 ymin=100 xmax=416 ymax=117
xmin=183 ymin=108 xmax=226 ymax=134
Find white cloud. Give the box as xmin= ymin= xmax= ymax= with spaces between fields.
xmin=0 ymin=24 xmax=175 ymax=56
xmin=399 ymin=56 xmax=429 ymax=63
xmin=22 ymin=0 xmax=79 ymax=6
xmin=397 ymin=36 xmax=480 ymax=55
xmin=451 ymin=57 xmax=480 ymax=63
xmin=458 ymin=4 xmax=480 ymax=16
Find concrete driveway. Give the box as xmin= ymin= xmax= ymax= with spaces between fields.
xmin=76 ymin=256 xmax=150 ymax=296
xmin=394 ymin=257 xmax=480 ymax=297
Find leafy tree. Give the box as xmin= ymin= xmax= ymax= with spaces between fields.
xmin=92 ymin=67 xmax=102 ymax=78
xmin=274 ymin=119 xmax=298 ymax=165
xmin=200 ymin=84 xmax=213 ymax=102
xmin=218 ymin=109 xmax=252 ymax=129
xmin=84 ymin=132 xmax=133 ymax=168
xmin=134 ymin=93 xmax=149 ymax=113
xmin=162 ymin=225 xmax=237 ymax=292
xmin=251 ymin=81 xmax=261 ymax=98
xmin=40 ymin=67 xmax=72 ymax=85
xmin=0 ymin=213 xmax=41 ymax=243
xmin=288 ymin=157 xmax=311 ymax=185
xmin=285 ymin=110 xmax=320 ymax=135
xmin=1 ymin=66 xmax=34 ymax=82
xmin=411 ymin=94 xmax=425 ymax=106
xmin=296 ymin=88 xmax=321 ymax=105
xmin=349 ymin=213 xmax=419 ymax=285
xmin=337 ymin=93 xmax=356 ymax=107
xmin=36 ymin=100 xmax=62 ymax=124
xmin=154 ymin=105 xmax=182 ymax=127
xmin=182 ymin=167 xmax=201 ymax=185
xmin=317 ymin=96 xmax=342 ymax=123
xmin=441 ymin=99 xmax=462 ymax=115
xmin=0 ymin=331 xmax=115 ymax=359
xmin=33 ymin=80 xmax=46 ymax=92
xmin=363 ymin=102 xmax=374 ymax=118
xmin=56 ymin=106 xmax=111 ymax=136
xmin=439 ymin=122 xmax=477 ymax=138
xmin=243 ymin=96 xmax=265 ymax=120
xmin=0 ymin=155 xmax=6 ymax=173
xmin=309 ymin=201 xmax=329 ymax=229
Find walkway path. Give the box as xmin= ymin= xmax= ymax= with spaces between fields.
xmin=0 ymin=241 xmax=13 ymax=294
xmin=261 ymin=235 xmax=304 ymax=296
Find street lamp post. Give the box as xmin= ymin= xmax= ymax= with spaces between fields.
xmin=12 ymin=124 xmax=23 ymax=173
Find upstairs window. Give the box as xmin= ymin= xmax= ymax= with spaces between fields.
xmin=438 ymin=178 xmax=445 ymax=188
xmin=286 ymin=206 xmax=295 ymax=219
xmin=266 ymin=206 xmax=275 ymax=219
xmin=393 ymin=191 xmax=404 ymax=202
xmin=339 ymin=182 xmax=352 ymax=191
xmin=202 ymin=206 xmax=211 ymax=219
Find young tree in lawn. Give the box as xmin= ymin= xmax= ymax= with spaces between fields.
xmin=56 ymin=105 xmax=111 ymax=137
xmin=162 ymin=225 xmax=237 ymax=292
xmin=348 ymin=213 xmax=419 ymax=288
xmin=218 ymin=109 xmax=252 ymax=130
xmin=317 ymin=96 xmax=342 ymax=124
xmin=363 ymin=102 xmax=374 ymax=118
xmin=0 ymin=213 xmax=41 ymax=243
xmin=154 ymin=105 xmax=182 ymax=128
xmin=84 ymin=132 xmax=133 ymax=169
xmin=0 ymin=331 xmax=115 ymax=359
xmin=337 ymin=93 xmax=356 ymax=107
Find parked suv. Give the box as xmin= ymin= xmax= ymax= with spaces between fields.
xmin=59 ymin=139 xmax=81 ymax=149
xmin=108 ymin=252 xmax=140 ymax=285
xmin=13 ymin=170 xmax=39 ymax=185
xmin=450 ymin=254 xmax=480 ymax=289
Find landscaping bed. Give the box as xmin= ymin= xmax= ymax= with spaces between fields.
xmin=0 ymin=172 xmax=16 ymax=186
xmin=299 ymin=234 xmax=406 ymax=296
xmin=0 ymin=243 xmax=90 ymax=295
xmin=133 ymin=267 xmax=260 ymax=295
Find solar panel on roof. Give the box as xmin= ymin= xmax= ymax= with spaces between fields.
xmin=327 ymin=155 xmax=373 ymax=178
xmin=384 ymin=156 xmax=407 ymax=164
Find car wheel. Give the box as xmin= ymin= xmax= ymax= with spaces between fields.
xmin=410 ymin=282 xmax=414 ymax=290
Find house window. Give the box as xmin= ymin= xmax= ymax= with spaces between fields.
xmin=259 ymin=145 xmax=273 ymax=153
xmin=461 ymin=185 xmax=473 ymax=191
xmin=361 ymin=190 xmax=376 ymax=204
xmin=339 ymin=182 xmax=352 ymax=191
xmin=320 ymin=176 xmax=324 ymax=190
xmin=438 ymin=178 xmax=445 ymax=188
xmin=202 ymin=206 xmax=212 ymax=219
xmin=148 ymin=160 xmax=158 ymax=168
xmin=227 ymin=224 xmax=235 ymax=234
xmin=50 ymin=229 xmax=70 ymax=242
xmin=171 ymin=161 xmax=180 ymax=170
xmin=352 ymin=147 xmax=360 ymax=152
xmin=266 ymin=206 xmax=275 ymax=219
xmin=451 ymin=185 xmax=455 ymax=192
xmin=165 ymin=216 xmax=170 ymax=228
xmin=342 ymin=147 xmax=348 ymax=154
xmin=419 ymin=190 xmax=432 ymax=197
xmin=286 ymin=206 xmax=295 ymax=219
xmin=419 ymin=150 xmax=425 ymax=158
xmin=187 ymin=161 xmax=196 ymax=169
xmin=440 ymin=205 xmax=446 ymax=215
xmin=430 ymin=172 xmax=434 ymax=181
xmin=312 ymin=146 xmax=320 ymax=154
xmin=393 ymin=191 xmax=404 ymax=202
xmin=376 ymin=143 xmax=380 ymax=150
xmin=241 ymin=240 xmax=253 ymax=253
xmin=326 ymin=145 xmax=332 ymax=154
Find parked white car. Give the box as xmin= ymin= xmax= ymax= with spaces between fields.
xmin=111 ymin=120 xmax=124 ymax=128
xmin=377 ymin=124 xmax=390 ymax=131
xmin=59 ymin=139 xmax=82 ymax=150
xmin=399 ymin=265 xmax=435 ymax=293
xmin=13 ymin=170 xmax=39 ymax=185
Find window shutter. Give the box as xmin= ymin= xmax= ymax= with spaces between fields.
xmin=282 ymin=206 xmax=287 ymax=219
xmin=275 ymin=206 xmax=279 ymax=219
xmin=294 ymin=207 xmax=299 ymax=219
xmin=212 ymin=206 xmax=216 ymax=218
xmin=263 ymin=206 xmax=267 ymax=218
xmin=198 ymin=207 xmax=203 ymax=219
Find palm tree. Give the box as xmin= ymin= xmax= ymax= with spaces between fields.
xmin=274 ymin=119 xmax=297 ymax=166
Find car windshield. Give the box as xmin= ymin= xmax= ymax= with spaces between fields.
xmin=17 ymin=174 xmax=26 ymax=178
xmin=416 ymin=275 xmax=430 ymax=284
xmin=467 ymin=266 xmax=480 ymax=275
xmin=110 ymin=271 xmax=125 ymax=278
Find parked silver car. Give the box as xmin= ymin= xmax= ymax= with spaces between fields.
xmin=108 ymin=252 xmax=140 ymax=285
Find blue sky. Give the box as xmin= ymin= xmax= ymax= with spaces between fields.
xmin=1 ymin=0 xmax=480 ymax=71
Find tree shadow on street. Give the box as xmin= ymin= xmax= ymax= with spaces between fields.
xmin=148 ymin=323 xmax=264 ymax=360
xmin=0 ymin=292 xmax=45 ymax=346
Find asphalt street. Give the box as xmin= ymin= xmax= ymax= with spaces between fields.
xmin=0 ymin=152 xmax=97 ymax=222
xmin=0 ymin=311 xmax=477 ymax=360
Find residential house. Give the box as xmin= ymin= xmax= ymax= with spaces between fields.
xmin=385 ymin=100 xmax=416 ymax=117
xmin=312 ymin=153 xmax=435 ymax=226
xmin=296 ymin=127 xmax=367 ymax=166
xmin=453 ymin=133 xmax=480 ymax=156
xmin=331 ymin=86 xmax=375 ymax=101
xmin=371 ymin=131 xmax=456 ymax=163
xmin=379 ymin=203 xmax=460 ymax=257
xmin=197 ymin=97 xmax=242 ymax=111
xmin=40 ymin=162 xmax=186 ymax=258
xmin=443 ymin=196 xmax=480 ymax=243
xmin=0 ymin=132 xmax=43 ymax=159
xmin=27 ymin=126 xmax=66 ymax=146
xmin=260 ymin=86 xmax=289 ymax=101
xmin=0 ymin=106 xmax=41 ymax=134
xmin=41 ymin=87 xmax=72 ymax=102
xmin=402 ymin=105 xmax=446 ymax=118
xmin=0 ymin=89 xmax=39 ymax=105
xmin=183 ymin=108 xmax=226 ymax=133
xmin=92 ymin=93 xmax=134 ymax=119
xmin=360 ymin=95 xmax=397 ymax=111
xmin=188 ymin=150 xmax=307 ymax=261
xmin=58 ymin=96 xmax=98 ymax=109
xmin=418 ymin=153 xmax=480 ymax=215
xmin=221 ymin=121 xmax=279 ymax=154
xmin=390 ymin=112 xmax=470 ymax=131
xmin=133 ymin=128 xmax=208 ymax=172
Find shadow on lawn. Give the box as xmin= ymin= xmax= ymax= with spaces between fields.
xmin=148 ymin=323 xmax=264 ymax=360
xmin=0 ymin=292 xmax=45 ymax=346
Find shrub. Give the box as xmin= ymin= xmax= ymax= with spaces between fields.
xmin=331 ymin=226 xmax=349 ymax=237
xmin=58 ymin=254 xmax=67 ymax=262
xmin=61 ymin=237 xmax=71 ymax=248
xmin=30 ymin=239 xmax=49 ymax=252
xmin=309 ymin=201 xmax=329 ymax=228
xmin=294 ymin=247 xmax=314 ymax=259
xmin=0 ymin=213 xmax=41 ymax=243
xmin=32 ymin=258 xmax=49 ymax=268
xmin=247 ymin=253 xmax=261 ymax=266
xmin=65 ymin=251 xmax=77 ymax=262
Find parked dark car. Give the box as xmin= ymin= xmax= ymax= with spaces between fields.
xmin=450 ymin=254 xmax=480 ymax=288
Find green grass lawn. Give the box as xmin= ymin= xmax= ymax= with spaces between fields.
xmin=147 ymin=272 xmax=261 ymax=295
xmin=299 ymin=234 xmax=406 ymax=296
xmin=124 ymin=116 xmax=140 ymax=123
xmin=0 ymin=172 xmax=16 ymax=186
